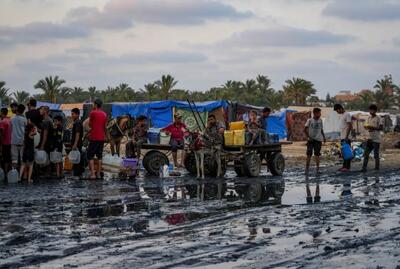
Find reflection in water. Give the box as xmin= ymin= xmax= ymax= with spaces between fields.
xmin=305 ymin=176 xmax=320 ymax=204
xmin=80 ymin=177 xmax=285 ymax=227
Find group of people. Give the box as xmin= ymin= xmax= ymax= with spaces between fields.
xmin=0 ymin=96 xmax=384 ymax=182
xmin=0 ymin=99 xmax=65 ymax=181
xmin=304 ymin=103 xmax=383 ymax=174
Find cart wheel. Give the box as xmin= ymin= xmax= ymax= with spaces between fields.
xmin=184 ymin=151 xmax=197 ymax=175
xmin=268 ymin=153 xmax=285 ymax=176
xmin=245 ymin=183 xmax=265 ymax=203
xmin=244 ymin=153 xmax=261 ymax=177
xmin=143 ymin=150 xmax=169 ymax=176
xmin=234 ymin=160 xmax=245 ymax=177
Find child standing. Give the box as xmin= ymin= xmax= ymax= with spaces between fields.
xmin=21 ymin=124 xmax=36 ymax=182
xmin=304 ymin=108 xmax=326 ymax=175
xmin=53 ymin=116 xmax=64 ymax=178
xmin=361 ymin=104 xmax=383 ymax=172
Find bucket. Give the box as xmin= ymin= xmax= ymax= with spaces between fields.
xmin=122 ymin=158 xmax=138 ymax=177
xmin=230 ymin=121 xmax=245 ymax=130
xmin=160 ymin=132 xmax=171 ymax=145
xmin=147 ymin=132 xmax=160 ymax=144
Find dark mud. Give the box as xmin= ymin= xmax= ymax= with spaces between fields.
xmin=1 ymin=166 xmax=400 ymax=269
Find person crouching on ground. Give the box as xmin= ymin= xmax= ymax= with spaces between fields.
xmin=304 ymin=108 xmax=326 ymax=175
xmin=125 ymin=115 xmax=148 ymax=159
xmin=53 ymin=115 xmax=64 ymax=178
xmin=247 ymin=110 xmax=262 ymax=145
xmin=88 ymin=99 xmax=107 ymax=180
xmin=71 ymin=108 xmax=84 ymax=177
xmin=362 ymin=104 xmax=383 ymax=172
xmin=334 ymin=104 xmax=353 ymax=172
xmin=20 ymin=124 xmax=36 ymax=182
xmin=162 ymin=113 xmax=187 ymax=168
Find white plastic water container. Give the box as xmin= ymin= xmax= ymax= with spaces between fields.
xmin=7 ymin=168 xmax=19 ymax=183
xmin=50 ymin=151 xmax=63 ymax=164
xmin=68 ymin=150 xmax=81 ymax=164
xmin=35 ymin=150 xmax=49 ymax=165
xmin=34 ymin=133 xmax=40 ymax=148
xmin=102 ymin=154 xmax=123 ymax=173
xmin=0 ymin=168 xmax=4 ymax=181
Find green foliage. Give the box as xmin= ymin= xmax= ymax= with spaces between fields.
xmin=34 ymin=76 xmax=66 ymax=103
xmin=13 ymin=91 xmax=31 ymax=104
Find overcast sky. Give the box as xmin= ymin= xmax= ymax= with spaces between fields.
xmin=1 ymin=0 xmax=400 ymax=97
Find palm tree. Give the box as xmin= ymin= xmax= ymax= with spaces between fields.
xmin=142 ymin=83 xmax=158 ymax=101
xmin=243 ymin=79 xmax=258 ymax=104
xmin=0 ymin=81 xmax=11 ymax=105
xmin=374 ymin=75 xmax=398 ymax=95
xmin=155 ymin=74 xmax=178 ymax=100
xmin=283 ymin=78 xmax=316 ymax=106
xmin=13 ymin=91 xmax=30 ymax=104
xmin=34 ymin=76 xmax=66 ymax=103
xmin=87 ymin=86 xmax=97 ymax=101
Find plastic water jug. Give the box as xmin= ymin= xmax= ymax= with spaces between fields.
xmin=7 ymin=168 xmax=19 ymax=183
xmin=68 ymin=150 xmax=81 ymax=164
xmin=341 ymin=141 xmax=353 ymax=161
xmin=0 ymin=168 xmax=4 ymax=181
xmin=50 ymin=151 xmax=63 ymax=164
xmin=35 ymin=150 xmax=49 ymax=165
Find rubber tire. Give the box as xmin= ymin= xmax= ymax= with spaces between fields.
xmin=204 ymin=154 xmax=226 ymax=177
xmin=143 ymin=150 xmax=169 ymax=176
xmin=234 ymin=160 xmax=245 ymax=177
xmin=268 ymin=153 xmax=285 ymax=176
xmin=184 ymin=151 xmax=197 ymax=175
xmin=244 ymin=153 xmax=261 ymax=177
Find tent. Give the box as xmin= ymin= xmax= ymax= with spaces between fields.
xmin=37 ymin=101 xmax=61 ymax=110
xmin=60 ymin=103 xmax=84 ymax=117
xmin=111 ymin=100 xmax=229 ymax=128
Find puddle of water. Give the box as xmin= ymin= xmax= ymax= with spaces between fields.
xmin=282 ymin=184 xmax=340 ymax=205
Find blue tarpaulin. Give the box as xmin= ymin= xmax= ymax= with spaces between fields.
xmin=263 ymin=110 xmax=287 ymax=139
xmin=112 ymin=100 xmax=228 ymax=128
xmin=37 ymin=101 xmax=61 ymax=110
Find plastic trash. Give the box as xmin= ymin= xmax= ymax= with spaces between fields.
xmin=68 ymin=150 xmax=81 ymax=164
xmin=341 ymin=141 xmax=354 ymax=161
xmin=0 ymin=168 xmax=4 ymax=181
xmin=35 ymin=150 xmax=49 ymax=165
xmin=7 ymin=168 xmax=19 ymax=183
xmin=50 ymin=151 xmax=63 ymax=164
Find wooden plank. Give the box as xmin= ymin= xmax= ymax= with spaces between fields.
xmin=140 ymin=143 xmax=173 ymax=151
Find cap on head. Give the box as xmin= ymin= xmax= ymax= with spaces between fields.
xmin=174 ymin=112 xmax=183 ymax=119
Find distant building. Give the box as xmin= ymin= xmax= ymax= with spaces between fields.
xmin=334 ymin=89 xmax=374 ymax=103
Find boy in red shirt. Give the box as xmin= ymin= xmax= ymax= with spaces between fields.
xmin=162 ymin=113 xmax=187 ymax=168
xmin=88 ymin=99 xmax=107 ymax=179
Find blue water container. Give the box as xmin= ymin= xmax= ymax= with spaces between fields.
xmin=147 ymin=132 xmax=160 ymax=144
xmin=341 ymin=141 xmax=353 ymax=160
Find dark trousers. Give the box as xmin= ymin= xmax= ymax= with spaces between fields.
xmin=362 ymin=140 xmax=380 ymax=170
xmin=341 ymin=139 xmax=352 ymax=169
xmin=72 ymin=149 xmax=84 ymax=177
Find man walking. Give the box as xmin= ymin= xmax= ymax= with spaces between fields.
xmin=0 ymin=108 xmax=12 ymax=175
xmin=71 ymin=108 xmax=84 ymax=177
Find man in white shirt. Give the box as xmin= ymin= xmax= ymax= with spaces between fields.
xmin=334 ymin=104 xmax=353 ymax=172
xmin=362 ymin=104 xmax=383 ymax=172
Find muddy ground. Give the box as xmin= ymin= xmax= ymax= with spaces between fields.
xmin=1 ymin=145 xmax=400 ymax=269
